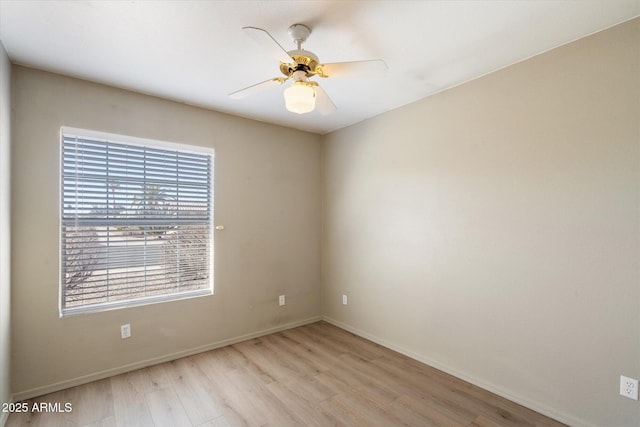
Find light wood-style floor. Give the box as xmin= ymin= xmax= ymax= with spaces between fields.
xmin=7 ymin=321 xmax=566 ymax=427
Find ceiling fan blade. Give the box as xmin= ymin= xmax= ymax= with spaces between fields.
xmin=229 ymin=78 xmax=285 ymax=99
xmin=314 ymin=85 xmax=337 ymax=116
xmin=318 ymin=59 xmax=388 ymax=78
xmin=242 ymin=26 xmax=294 ymax=64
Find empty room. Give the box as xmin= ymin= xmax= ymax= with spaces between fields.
xmin=0 ymin=1 xmax=639 ymax=426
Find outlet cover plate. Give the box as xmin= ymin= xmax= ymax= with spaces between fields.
xmin=342 ymin=294 xmax=348 ymax=305
xmin=620 ymin=375 xmax=638 ymax=400
xmin=279 ymin=295 xmax=285 ymax=306
xmin=121 ymin=324 xmax=131 ymax=339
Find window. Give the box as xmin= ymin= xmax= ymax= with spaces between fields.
xmin=60 ymin=128 xmax=214 ymax=315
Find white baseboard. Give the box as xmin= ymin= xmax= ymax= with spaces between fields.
xmin=322 ymin=316 xmax=593 ymax=427
xmin=13 ymin=315 xmax=322 ymax=402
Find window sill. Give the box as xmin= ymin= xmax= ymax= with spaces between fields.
xmin=59 ymin=288 xmax=213 ymax=317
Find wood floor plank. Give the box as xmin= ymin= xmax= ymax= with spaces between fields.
xmin=233 ymin=338 xmax=299 ymax=382
xmin=196 ymin=415 xmax=232 ymax=427
xmin=64 ymin=378 xmax=114 ymax=425
xmin=81 ymin=415 xmax=117 ymax=427
xmin=110 ymin=371 xmax=154 ymax=427
xmin=393 ymin=393 xmax=474 ymax=426
xmin=264 ymin=379 xmax=345 ymax=427
xmin=145 ymin=386 xmax=192 ymax=427
xmin=313 ymin=369 xmax=359 ymax=400
xmin=279 ymin=373 xmax=337 ymax=404
xmin=375 ymin=353 xmax=545 ymax=426
xmin=320 ymin=391 xmax=402 ymax=427
xmin=259 ymin=333 xmax=325 ymax=377
xmin=144 ymin=362 xmax=176 ymax=392
xmin=470 ymin=415 xmax=508 ymax=427
xmin=221 ymin=341 xmax=281 ymax=386
xmin=165 ymin=357 xmax=225 ymax=425
xmin=337 ymin=352 xmax=404 ymax=403
xmin=273 ymin=329 xmax=334 ymax=372
xmin=7 ymin=321 xmax=568 ymax=427
xmin=306 ymin=322 xmax=391 ymax=360
xmin=223 ymin=366 xmax=305 ymax=427
xmin=370 ymin=355 xmax=523 ymax=425
xmin=190 ymin=351 xmax=262 ymax=426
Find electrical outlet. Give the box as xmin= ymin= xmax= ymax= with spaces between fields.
xmin=620 ymin=375 xmax=638 ymax=400
xmin=342 ymin=294 xmax=348 ymax=305
xmin=279 ymin=295 xmax=285 ymax=306
xmin=120 ymin=324 xmax=131 ymax=339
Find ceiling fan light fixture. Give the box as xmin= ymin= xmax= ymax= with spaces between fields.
xmin=284 ymin=81 xmax=316 ymax=114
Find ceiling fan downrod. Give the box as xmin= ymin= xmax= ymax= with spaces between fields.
xmin=288 ymin=23 xmax=311 ymax=50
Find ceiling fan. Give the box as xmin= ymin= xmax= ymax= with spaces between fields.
xmin=229 ymin=24 xmax=388 ymax=115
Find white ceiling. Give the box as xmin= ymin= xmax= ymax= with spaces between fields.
xmin=1 ymin=1 xmax=638 ymax=134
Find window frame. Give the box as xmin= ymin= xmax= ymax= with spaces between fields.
xmin=59 ymin=127 xmax=215 ymax=317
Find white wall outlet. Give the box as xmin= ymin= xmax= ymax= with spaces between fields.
xmin=342 ymin=294 xmax=348 ymax=305
xmin=279 ymin=295 xmax=285 ymax=306
xmin=120 ymin=324 xmax=131 ymax=339
xmin=620 ymin=375 xmax=638 ymax=400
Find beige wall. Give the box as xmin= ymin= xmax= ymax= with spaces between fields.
xmin=0 ymin=42 xmax=12 ymax=424
xmin=10 ymin=66 xmax=322 ymax=397
xmin=322 ymin=18 xmax=639 ymax=427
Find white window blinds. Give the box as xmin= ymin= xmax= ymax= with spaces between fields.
xmin=61 ymin=130 xmax=213 ymax=315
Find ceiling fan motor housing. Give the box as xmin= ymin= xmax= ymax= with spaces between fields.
xmin=279 ymin=24 xmax=320 ymax=78
xmin=280 ymin=49 xmax=319 ymax=77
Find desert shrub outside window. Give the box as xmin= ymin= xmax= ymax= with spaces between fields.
xmin=60 ymin=128 xmax=214 ymax=315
